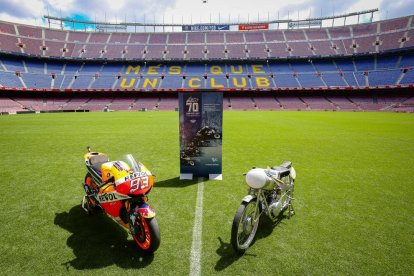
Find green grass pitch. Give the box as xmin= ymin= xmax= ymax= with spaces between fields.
xmin=0 ymin=111 xmax=413 ymax=275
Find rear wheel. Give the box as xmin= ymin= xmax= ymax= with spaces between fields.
xmin=131 ymin=216 xmax=160 ymax=253
xmin=231 ymin=198 xmax=260 ymax=254
xmin=281 ymin=177 xmax=295 ymax=218
xmin=84 ymin=173 xmax=98 ymax=195
xmin=82 ymin=174 xmax=99 ymax=215
xmin=287 ymin=179 xmax=295 ymax=218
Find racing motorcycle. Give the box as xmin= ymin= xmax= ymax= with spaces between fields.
xmin=81 ymin=147 xmax=160 ymax=253
xmin=231 ymin=161 xmax=296 ymax=254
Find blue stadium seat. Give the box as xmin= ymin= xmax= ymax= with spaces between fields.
xmin=23 ymin=73 xmax=51 ymax=89
xmin=296 ymin=73 xmax=325 ymax=87
xmin=290 ymin=61 xmax=315 ymax=73
xmin=368 ymin=69 xmax=401 ymax=86
xmin=399 ymin=69 xmax=414 ymax=85
xmin=335 ymin=60 xmax=355 ymax=71
xmin=269 ymin=63 xmax=292 ymax=74
xmin=354 ymin=57 xmax=375 ymax=71
xmin=71 ymin=75 xmax=94 ymax=89
xmin=25 ymin=60 xmax=45 ymax=73
xmin=91 ymin=76 xmax=116 ymax=89
xmin=322 ymin=73 xmax=348 ymax=87
xmin=159 ymin=76 xmax=183 ymax=89
xmin=1 ymin=58 xmax=25 ymax=72
xmin=376 ymin=55 xmax=399 ymax=69
xmin=0 ymin=71 xmax=23 ymax=87
xmin=274 ymin=74 xmax=300 ymax=87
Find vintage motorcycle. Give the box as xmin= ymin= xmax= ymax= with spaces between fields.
xmin=81 ymin=147 xmax=160 ymax=253
xmin=231 ymin=161 xmax=296 ymax=254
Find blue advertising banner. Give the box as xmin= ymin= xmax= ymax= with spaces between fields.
xmin=182 ymin=25 xmax=230 ymax=31
xmin=179 ymin=92 xmax=223 ymax=180
xmin=288 ymin=20 xmax=322 ymax=29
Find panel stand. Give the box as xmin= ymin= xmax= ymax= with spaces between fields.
xmin=180 ymin=173 xmax=193 ymax=180
xmin=209 ymin=174 xmax=222 ymax=180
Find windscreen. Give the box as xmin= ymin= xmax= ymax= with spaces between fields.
xmin=125 ymin=154 xmax=141 ymax=172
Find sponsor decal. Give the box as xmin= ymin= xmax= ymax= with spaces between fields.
xmin=97 ymin=192 xmax=128 ymax=203
xmin=115 ymin=171 xmax=149 ymax=186
xmin=238 ymin=23 xmax=269 ymax=31
xmin=113 ymin=161 xmax=125 ymax=172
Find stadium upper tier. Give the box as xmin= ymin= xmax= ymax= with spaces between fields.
xmin=1 ymin=52 xmax=413 ymax=91
xmin=0 ymin=15 xmax=413 ymax=60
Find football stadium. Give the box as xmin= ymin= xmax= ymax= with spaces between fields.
xmin=0 ymin=1 xmax=413 ymax=275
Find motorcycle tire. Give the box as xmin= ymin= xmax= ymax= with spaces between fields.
xmin=84 ymin=173 xmax=98 ymax=195
xmin=82 ymin=174 xmax=96 ymax=215
xmin=132 ymin=216 xmax=160 ymax=253
xmin=231 ymin=198 xmax=260 ymax=254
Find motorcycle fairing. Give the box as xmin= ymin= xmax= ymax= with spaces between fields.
xmin=115 ymin=175 xmax=154 ymax=196
xmin=87 ymin=165 xmax=103 ymax=185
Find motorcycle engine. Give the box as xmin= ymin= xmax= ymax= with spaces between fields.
xmin=267 ymin=189 xmax=283 ymax=218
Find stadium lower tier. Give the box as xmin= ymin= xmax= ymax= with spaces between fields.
xmin=0 ymin=91 xmax=413 ymax=113
xmin=1 ymin=52 xmax=414 ymax=91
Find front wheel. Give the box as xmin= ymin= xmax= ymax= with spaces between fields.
xmin=131 ymin=216 xmax=160 ymax=253
xmin=231 ymin=198 xmax=260 ymax=254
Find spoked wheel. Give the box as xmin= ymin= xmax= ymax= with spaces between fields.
xmin=231 ymin=198 xmax=260 ymax=254
xmin=131 ymin=216 xmax=160 ymax=253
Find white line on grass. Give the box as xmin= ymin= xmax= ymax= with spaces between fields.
xmin=189 ymin=177 xmax=204 ymax=276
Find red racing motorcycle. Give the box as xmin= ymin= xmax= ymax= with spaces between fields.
xmin=81 ymin=147 xmax=160 ymax=253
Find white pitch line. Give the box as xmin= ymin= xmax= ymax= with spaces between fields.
xmin=189 ymin=177 xmax=204 ymax=276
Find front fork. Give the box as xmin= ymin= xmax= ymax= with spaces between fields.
xmin=242 ymin=190 xmax=264 ymax=225
xmin=128 ymin=198 xmax=156 ymax=224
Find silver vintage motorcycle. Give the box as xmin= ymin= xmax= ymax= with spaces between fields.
xmin=231 ymin=161 xmax=296 ymax=254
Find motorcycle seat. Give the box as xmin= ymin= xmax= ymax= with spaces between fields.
xmin=88 ymin=154 xmax=109 ymax=174
xmin=281 ymin=161 xmax=292 ymax=169
xmin=270 ymin=166 xmax=290 ymax=178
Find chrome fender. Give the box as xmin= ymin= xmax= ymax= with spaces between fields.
xmin=242 ymin=194 xmax=256 ymax=203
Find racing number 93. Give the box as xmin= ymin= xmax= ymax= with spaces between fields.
xmin=130 ymin=176 xmax=149 ymax=193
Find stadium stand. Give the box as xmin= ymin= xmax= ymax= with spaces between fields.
xmin=0 ymin=15 xmax=413 ymax=60
xmin=0 ymin=14 xmax=413 ymax=113
xmin=1 ymin=52 xmax=413 ymax=90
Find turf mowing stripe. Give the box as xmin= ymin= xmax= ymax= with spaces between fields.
xmin=189 ymin=177 xmax=204 ymax=276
